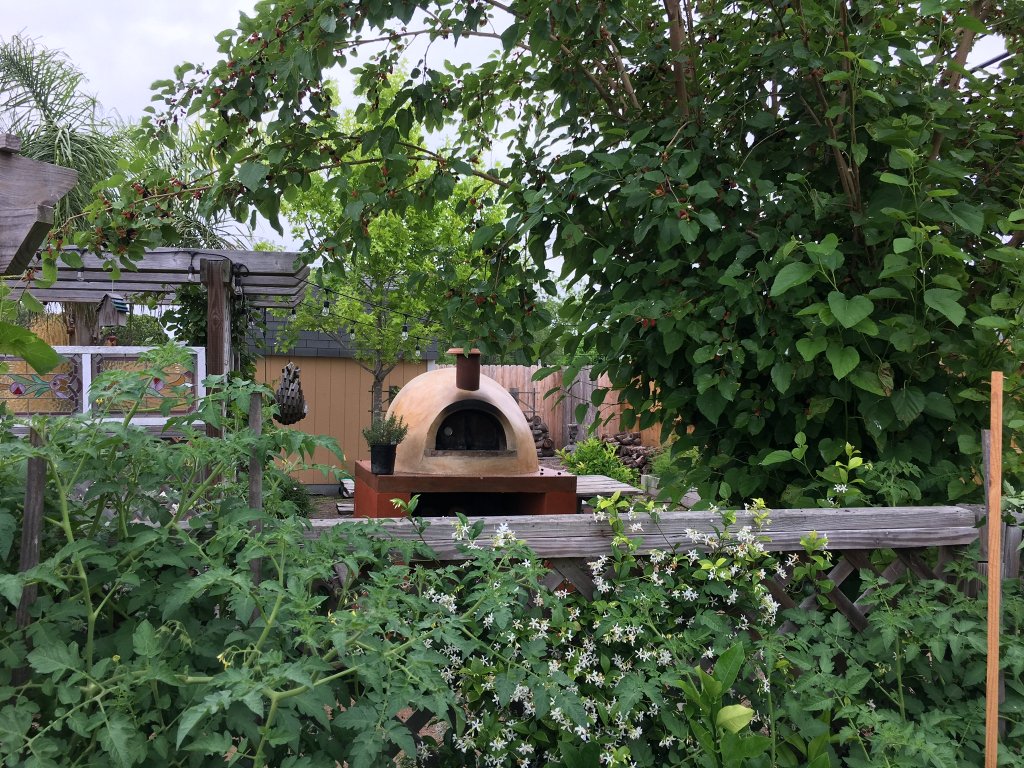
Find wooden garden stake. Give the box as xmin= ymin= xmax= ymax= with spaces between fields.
xmin=248 ymin=391 xmax=264 ymax=587
xmin=985 ymin=371 xmax=1003 ymax=768
xmin=13 ymin=428 xmax=45 ymax=686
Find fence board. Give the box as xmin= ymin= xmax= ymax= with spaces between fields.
xmin=305 ymin=506 xmax=981 ymax=559
xmin=437 ymin=364 xmax=664 ymax=450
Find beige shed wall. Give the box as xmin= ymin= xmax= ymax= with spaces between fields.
xmin=256 ymin=355 xmax=429 ymax=483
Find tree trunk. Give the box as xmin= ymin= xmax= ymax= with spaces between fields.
xmin=371 ymin=374 xmax=384 ymax=423
xmin=69 ymin=302 xmax=97 ymax=345
xmin=370 ymin=356 xmax=397 ymax=423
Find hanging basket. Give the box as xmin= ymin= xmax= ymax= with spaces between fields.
xmin=274 ymin=362 xmax=307 ymax=425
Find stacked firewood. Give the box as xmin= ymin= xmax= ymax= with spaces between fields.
xmin=603 ymin=431 xmax=656 ymax=473
xmin=528 ymin=415 xmax=556 ymax=457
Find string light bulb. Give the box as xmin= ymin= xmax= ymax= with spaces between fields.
xmin=414 ymin=345 xmax=421 ymax=359
xmin=290 ymin=306 xmax=297 ymax=318
xmin=76 ymin=270 xmax=84 ymax=281
xmin=401 ymin=323 xmax=409 ymax=340
xmin=187 ymin=264 xmax=196 ymax=282
xmin=347 ymin=326 xmax=356 ymax=341
xmin=321 ymin=299 xmax=330 ymax=317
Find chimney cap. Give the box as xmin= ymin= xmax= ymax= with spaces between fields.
xmin=447 ymin=347 xmax=481 ymax=357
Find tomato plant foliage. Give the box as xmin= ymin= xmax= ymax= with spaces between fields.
xmin=79 ymin=0 xmax=1024 ymax=503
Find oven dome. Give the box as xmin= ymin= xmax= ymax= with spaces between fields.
xmin=387 ymin=367 xmax=540 ymax=476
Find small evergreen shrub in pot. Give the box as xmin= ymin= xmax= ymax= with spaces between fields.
xmin=362 ymin=414 xmax=408 ymax=475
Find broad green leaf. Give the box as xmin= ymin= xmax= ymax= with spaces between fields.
xmin=762 ymin=450 xmax=794 ymax=466
xmin=99 ymin=712 xmax=145 ymax=768
xmin=892 ymin=387 xmax=926 ymax=425
xmin=770 ymin=362 xmax=793 ymax=394
xmin=770 ymin=262 xmax=816 ymax=297
xmin=714 ymin=644 xmax=745 ymax=689
xmin=825 ymin=343 xmax=859 ymax=380
xmin=923 ymin=392 xmax=956 ymax=421
xmin=879 ymin=172 xmax=910 ymax=187
xmin=717 ymin=704 xmax=755 ymax=734
xmin=0 ymin=574 xmax=22 ymax=607
xmin=237 ymin=161 xmax=270 ymax=191
xmin=0 ymin=322 xmax=62 ymax=373
xmin=28 ymin=641 xmax=80 ymax=675
xmin=663 ymin=328 xmax=686 ymax=356
xmin=696 ymin=389 xmax=726 ymax=424
xmin=827 ymin=292 xmax=873 ymax=329
xmin=849 ymin=369 xmax=885 ymax=395
xmin=924 ymin=288 xmax=965 ymax=326
xmin=176 ymin=704 xmax=208 ymax=748
xmin=796 ymin=336 xmax=827 ymax=361
xmin=20 ymin=292 xmax=44 ymax=314
xmin=892 ymin=237 xmax=915 ymax=253
xmin=133 ymin=620 xmax=161 ymax=657
xmin=949 ymin=202 xmax=984 ymax=235
xmin=721 ymin=732 xmax=772 ymax=762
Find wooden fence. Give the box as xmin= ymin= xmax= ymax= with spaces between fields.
xmin=308 ymin=504 xmax=1020 ymax=632
xmin=436 ymin=364 xmax=662 ymax=449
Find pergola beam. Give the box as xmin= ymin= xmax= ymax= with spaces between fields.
xmin=12 ymin=247 xmax=311 ymax=307
xmin=0 ymin=134 xmax=78 ymax=276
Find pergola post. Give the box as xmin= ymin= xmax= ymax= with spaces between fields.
xmin=201 ymin=258 xmax=232 ymax=438
xmin=200 ymin=258 xmax=232 ymax=379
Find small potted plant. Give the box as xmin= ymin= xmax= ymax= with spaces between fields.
xmin=362 ymin=413 xmax=409 ymax=475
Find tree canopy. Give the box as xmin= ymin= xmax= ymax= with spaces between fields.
xmin=75 ymin=0 xmax=1024 ymax=505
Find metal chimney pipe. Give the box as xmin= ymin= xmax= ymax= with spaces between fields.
xmin=449 ymin=347 xmax=482 ymax=391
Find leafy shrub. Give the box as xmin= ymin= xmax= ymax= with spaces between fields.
xmin=2 ymin=356 xmax=1022 ymax=766
xmin=361 ymin=413 xmax=408 ymax=446
xmin=266 ymin=468 xmax=315 ymax=517
xmin=558 ymin=437 xmax=640 ymax=486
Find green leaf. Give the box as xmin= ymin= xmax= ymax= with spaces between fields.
xmin=99 ymin=712 xmax=145 ymax=768
xmin=721 ymin=732 xmax=772 ymax=763
xmin=770 ymin=262 xmax=816 ymax=297
xmin=796 ymin=336 xmax=827 ymax=362
xmin=762 ymin=450 xmax=794 ymax=466
xmin=848 ymin=369 xmax=885 ymax=396
xmin=237 ymin=161 xmax=270 ymax=191
xmin=923 ymin=392 xmax=956 ymax=421
xmin=615 ymin=673 xmax=645 ymax=716
xmin=714 ymin=644 xmax=745 ymax=689
xmin=924 ymin=288 xmax=966 ymax=326
xmin=0 ymin=322 xmax=62 ymax=373
xmin=176 ymin=704 xmax=208 ymax=748
xmin=825 ymin=343 xmax=859 ymax=380
xmin=949 ymin=202 xmax=984 ymax=235
xmin=891 ymin=387 xmax=926 ymax=426
xmin=892 ymin=237 xmax=916 ymax=253
xmin=133 ymin=620 xmax=161 ymax=657
xmin=20 ymin=292 xmax=45 ymax=314
xmin=696 ymin=389 xmax=726 ymax=424
xmin=28 ymin=641 xmax=80 ymax=675
xmin=0 ymin=574 xmax=22 ymax=607
xmin=663 ymin=328 xmax=686 ymax=356
xmin=827 ymin=292 xmax=874 ymax=329
xmin=879 ymin=172 xmax=910 ymax=187
xmin=770 ymin=362 xmax=793 ymax=394
xmin=717 ymin=704 xmax=755 ymax=734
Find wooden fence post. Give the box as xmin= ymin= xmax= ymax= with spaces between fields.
xmin=985 ymin=373 xmax=1005 ymax=765
xmin=13 ymin=428 xmax=45 ymax=686
xmin=248 ymin=391 xmax=264 ymax=587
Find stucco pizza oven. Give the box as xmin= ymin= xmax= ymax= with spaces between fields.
xmin=353 ymin=349 xmax=577 ymax=518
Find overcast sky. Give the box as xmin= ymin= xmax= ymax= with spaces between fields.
xmin=5 ymin=1 xmax=259 ymax=122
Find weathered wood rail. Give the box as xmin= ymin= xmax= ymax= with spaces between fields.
xmin=306 ymin=506 xmax=983 ymax=558
xmin=307 ymin=504 xmax=1017 ymax=637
